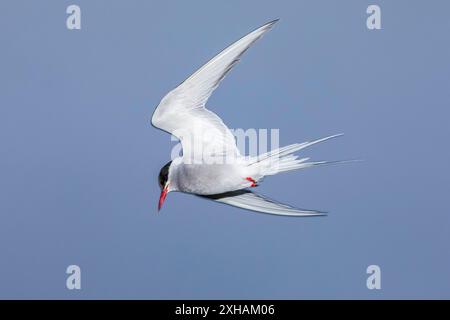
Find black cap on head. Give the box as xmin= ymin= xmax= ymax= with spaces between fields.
xmin=158 ymin=161 xmax=172 ymax=189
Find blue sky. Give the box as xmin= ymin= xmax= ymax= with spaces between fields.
xmin=0 ymin=0 xmax=449 ymax=299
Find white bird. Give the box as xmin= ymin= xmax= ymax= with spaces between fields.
xmin=152 ymin=19 xmax=348 ymax=216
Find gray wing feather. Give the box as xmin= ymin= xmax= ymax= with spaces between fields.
xmin=200 ymin=190 xmax=326 ymax=217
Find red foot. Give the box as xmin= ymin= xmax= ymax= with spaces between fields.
xmin=245 ymin=177 xmax=258 ymax=187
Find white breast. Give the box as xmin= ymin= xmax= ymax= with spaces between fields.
xmin=170 ymin=160 xmax=251 ymax=195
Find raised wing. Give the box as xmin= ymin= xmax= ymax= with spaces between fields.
xmin=152 ymin=20 xmax=278 ymax=163
xmin=200 ymin=190 xmax=326 ymax=217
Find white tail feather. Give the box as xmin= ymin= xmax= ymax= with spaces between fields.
xmin=248 ymin=134 xmax=347 ymax=176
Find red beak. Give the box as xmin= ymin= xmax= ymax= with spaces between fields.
xmin=158 ymin=185 xmax=169 ymax=211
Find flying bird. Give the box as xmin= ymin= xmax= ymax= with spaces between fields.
xmin=152 ymin=19 xmax=348 ymax=216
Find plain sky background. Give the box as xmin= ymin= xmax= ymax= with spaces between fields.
xmin=1 ymin=0 xmax=449 ymax=299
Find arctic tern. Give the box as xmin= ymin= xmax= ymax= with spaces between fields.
xmin=152 ymin=19 xmax=348 ymax=216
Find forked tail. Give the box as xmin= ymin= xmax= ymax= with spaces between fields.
xmin=248 ymin=134 xmax=353 ymax=177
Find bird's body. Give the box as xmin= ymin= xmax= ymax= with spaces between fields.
xmin=152 ymin=20 xmax=350 ymax=216
xmin=168 ymin=160 xmax=253 ymax=195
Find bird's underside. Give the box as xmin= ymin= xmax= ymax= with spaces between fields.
xmin=170 ymin=161 xmax=255 ymax=195
xmin=151 ymin=20 xmax=350 ymax=216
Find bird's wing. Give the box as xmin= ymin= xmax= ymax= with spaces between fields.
xmin=151 ymin=20 xmax=278 ymax=162
xmin=200 ymin=190 xmax=326 ymax=217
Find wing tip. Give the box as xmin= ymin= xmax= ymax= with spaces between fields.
xmin=260 ymin=210 xmax=328 ymax=218
xmin=296 ymin=210 xmax=328 ymax=217
xmin=262 ymin=19 xmax=280 ymax=30
xmin=321 ymin=133 xmax=345 ymax=141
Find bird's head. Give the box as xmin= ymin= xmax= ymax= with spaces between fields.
xmin=157 ymin=160 xmax=172 ymax=211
